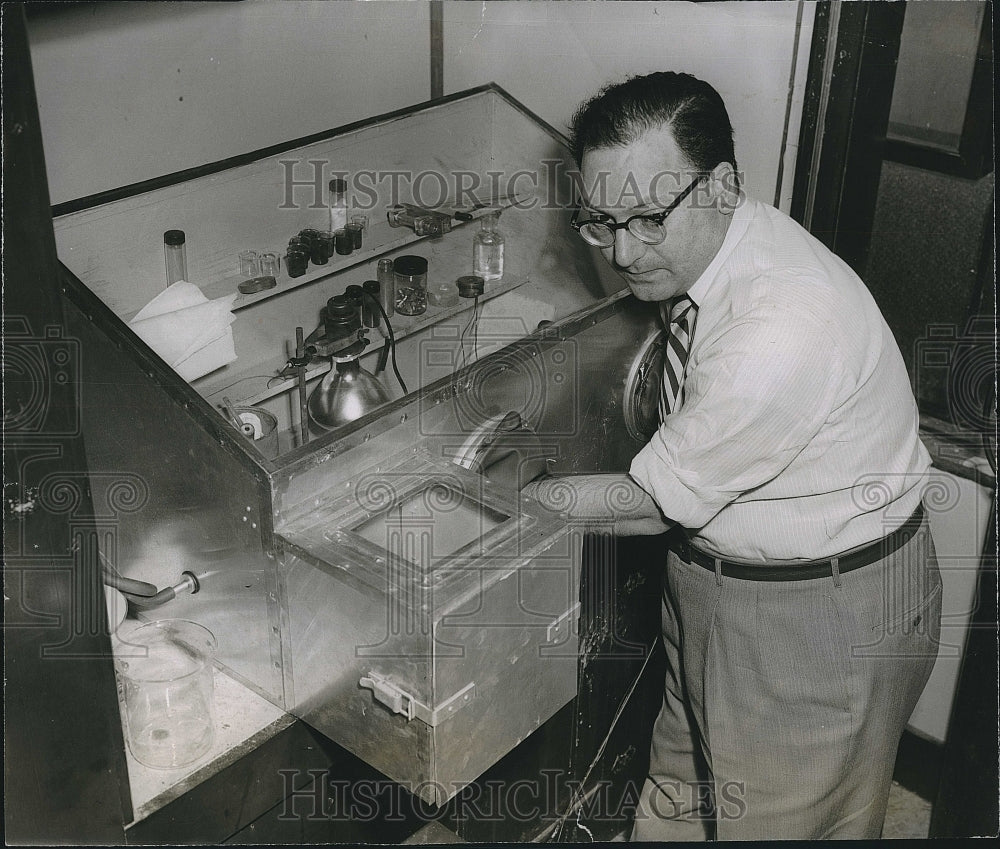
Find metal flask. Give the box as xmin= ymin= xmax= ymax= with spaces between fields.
xmin=308 ymin=357 xmax=392 ymax=430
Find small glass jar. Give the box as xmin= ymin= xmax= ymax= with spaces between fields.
xmin=345 ymin=222 xmax=364 ymax=250
xmin=259 ymin=252 xmax=280 ymax=277
xmin=239 ymin=250 xmax=261 ymax=279
xmin=299 ymin=228 xmax=321 ymax=249
xmin=473 ymin=211 xmax=505 ymax=281
xmin=394 ymin=255 xmax=428 ymax=316
xmin=427 ymin=275 xmax=459 ymax=308
xmin=310 ymin=231 xmax=332 ymax=265
xmin=376 ymin=258 xmax=395 ymax=318
xmin=164 ymin=230 xmax=187 ymax=285
xmin=334 ymin=228 xmax=353 ymax=256
xmin=285 ymin=247 xmax=309 ymax=278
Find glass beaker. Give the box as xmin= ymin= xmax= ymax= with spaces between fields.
xmin=285 ymin=246 xmax=309 ymax=278
xmin=238 ymin=250 xmax=261 ymax=279
xmin=259 ymin=252 xmax=281 ymax=277
xmin=117 ymin=619 xmax=217 ymax=769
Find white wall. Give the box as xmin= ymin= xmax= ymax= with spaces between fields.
xmin=442 ymin=0 xmax=814 ymax=209
xmin=29 ymin=1 xmax=812 ymax=208
xmin=28 ymin=1 xmax=432 ymax=205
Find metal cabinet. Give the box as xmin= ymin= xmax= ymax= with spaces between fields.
xmin=54 ymin=86 xmax=660 ymax=805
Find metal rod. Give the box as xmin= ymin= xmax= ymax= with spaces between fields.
xmin=296 ymin=326 xmax=309 ymax=446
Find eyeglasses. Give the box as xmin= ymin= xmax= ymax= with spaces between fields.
xmin=571 ymin=174 xmax=707 ymax=248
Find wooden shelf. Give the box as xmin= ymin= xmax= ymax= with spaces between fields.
xmin=223 ymin=202 xmax=517 ymax=313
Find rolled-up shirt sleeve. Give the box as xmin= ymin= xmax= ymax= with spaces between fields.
xmin=629 ymin=297 xmax=846 ymax=529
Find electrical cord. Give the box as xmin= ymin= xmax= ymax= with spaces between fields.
xmin=210 ymin=374 xmax=285 ymax=395
xmin=366 ymin=292 xmax=408 ymax=395
xmin=458 ymin=295 xmax=481 ymax=373
xmin=549 ymin=639 xmax=662 ymax=842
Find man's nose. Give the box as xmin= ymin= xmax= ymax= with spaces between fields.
xmin=612 ymin=227 xmax=644 ymax=269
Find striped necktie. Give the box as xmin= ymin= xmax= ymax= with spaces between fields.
xmin=659 ymin=295 xmax=697 ymax=422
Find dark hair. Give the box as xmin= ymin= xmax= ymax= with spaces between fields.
xmin=569 ymin=72 xmax=738 ymax=180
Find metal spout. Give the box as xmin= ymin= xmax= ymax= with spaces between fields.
xmin=308 ymin=358 xmax=392 ymax=430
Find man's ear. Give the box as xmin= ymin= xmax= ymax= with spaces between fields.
xmin=709 ymin=163 xmax=740 ymax=214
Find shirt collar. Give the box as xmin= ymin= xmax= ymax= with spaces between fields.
xmin=685 ymin=193 xmax=754 ymax=309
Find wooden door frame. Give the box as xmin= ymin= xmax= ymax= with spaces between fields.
xmin=790 ymin=0 xmax=906 ymax=274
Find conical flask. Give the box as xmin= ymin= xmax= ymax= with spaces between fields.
xmin=308 ymin=357 xmax=392 ymax=430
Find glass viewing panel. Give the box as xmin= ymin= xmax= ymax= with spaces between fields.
xmin=351 ymin=484 xmax=509 ymax=571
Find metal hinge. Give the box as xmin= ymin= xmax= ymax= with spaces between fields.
xmin=359 ymin=671 xmax=476 ymax=726
xmin=546 ymin=601 xmax=581 ymax=643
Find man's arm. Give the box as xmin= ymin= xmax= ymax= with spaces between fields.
xmin=521 ymin=473 xmax=674 ymax=536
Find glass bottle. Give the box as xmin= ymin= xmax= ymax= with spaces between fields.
xmin=329 ymin=178 xmax=348 ymax=232
xmin=393 ymin=255 xmax=428 ymax=316
xmin=473 ymin=212 xmax=504 ymax=282
xmin=163 ymin=229 xmax=187 ymax=284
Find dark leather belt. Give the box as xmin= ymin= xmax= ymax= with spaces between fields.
xmin=672 ymin=505 xmax=925 ymax=582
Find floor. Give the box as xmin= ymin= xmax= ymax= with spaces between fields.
xmin=883 ymin=780 xmax=933 ymax=839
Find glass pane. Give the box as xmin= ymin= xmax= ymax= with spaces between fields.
xmin=352 ymin=485 xmax=509 ymax=570
xmin=888 ymin=2 xmax=985 ymax=153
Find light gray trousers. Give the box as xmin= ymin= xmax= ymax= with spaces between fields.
xmin=631 ymin=518 xmax=942 ymax=841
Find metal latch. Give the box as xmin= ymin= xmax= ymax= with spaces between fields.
xmin=359 ymin=671 xmax=476 ymax=726
xmin=547 ymin=601 xmax=581 ymax=643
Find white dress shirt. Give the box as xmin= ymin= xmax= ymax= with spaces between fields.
xmin=630 ymin=196 xmax=930 ymax=562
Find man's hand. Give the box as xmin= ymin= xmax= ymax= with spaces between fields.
xmin=520 ymin=473 xmax=673 ymax=536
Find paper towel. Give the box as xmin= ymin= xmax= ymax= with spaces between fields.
xmin=129 ymin=281 xmax=238 ymax=381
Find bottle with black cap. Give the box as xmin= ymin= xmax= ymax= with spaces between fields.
xmin=163 ymin=229 xmax=187 ymax=285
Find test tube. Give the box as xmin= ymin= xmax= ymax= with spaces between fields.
xmin=377 ymin=258 xmax=395 ymax=318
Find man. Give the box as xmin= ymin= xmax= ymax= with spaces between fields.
xmin=523 ymin=72 xmax=942 ymax=840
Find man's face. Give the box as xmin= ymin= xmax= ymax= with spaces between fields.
xmin=579 ymin=124 xmax=734 ymax=302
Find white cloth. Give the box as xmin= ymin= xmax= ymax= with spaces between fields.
xmin=629 ymin=197 xmax=930 ymax=561
xmin=128 ymin=281 xmax=237 ymax=381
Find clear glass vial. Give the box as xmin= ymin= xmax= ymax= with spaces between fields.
xmin=329 ymin=177 xmax=349 ymax=232
xmin=164 ymin=229 xmax=187 ymax=284
xmin=377 ymin=258 xmax=395 ymax=318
